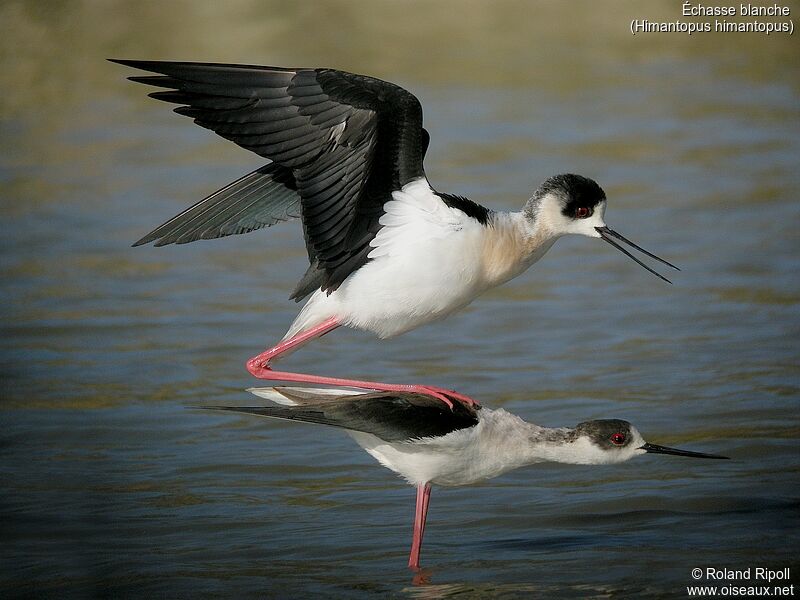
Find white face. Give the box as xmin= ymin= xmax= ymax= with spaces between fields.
xmin=562 ymin=426 xmax=647 ymax=465
xmin=562 ymin=200 xmax=607 ymax=238
xmin=536 ymin=193 xmax=607 ymax=238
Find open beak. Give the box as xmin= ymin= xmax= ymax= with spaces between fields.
xmin=595 ymin=226 xmax=680 ymax=284
xmin=640 ymin=442 xmax=729 ymax=460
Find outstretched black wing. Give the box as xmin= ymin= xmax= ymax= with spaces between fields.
xmin=203 ymin=391 xmax=479 ymax=442
xmin=133 ymin=162 xmax=301 ymax=246
xmin=114 ymin=60 xmax=428 ymax=296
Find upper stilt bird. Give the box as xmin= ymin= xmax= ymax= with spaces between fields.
xmin=205 ymin=385 xmax=728 ymax=570
xmin=113 ymin=60 xmax=679 ymax=407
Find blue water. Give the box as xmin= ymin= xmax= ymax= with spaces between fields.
xmin=2 ymin=3 xmax=799 ymax=597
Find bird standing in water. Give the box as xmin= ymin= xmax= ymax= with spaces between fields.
xmin=114 ymin=60 xmax=679 ymax=407
xmin=205 ymin=385 xmax=728 ymax=570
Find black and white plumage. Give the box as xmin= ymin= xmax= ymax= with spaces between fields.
xmin=205 ymin=385 xmax=728 ymax=569
xmin=115 ymin=60 xmax=679 ymax=404
xmin=117 ymin=59 xmax=431 ymax=299
xmin=210 ymin=387 xmax=479 ymax=443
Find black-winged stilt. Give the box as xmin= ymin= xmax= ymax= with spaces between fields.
xmin=205 ymin=385 xmax=727 ymax=570
xmin=114 ymin=60 xmax=679 ymax=407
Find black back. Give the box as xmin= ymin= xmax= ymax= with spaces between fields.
xmin=437 ymin=192 xmax=491 ymax=225
xmin=206 ymin=391 xmax=480 ymax=442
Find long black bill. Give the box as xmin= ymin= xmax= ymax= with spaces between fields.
xmin=640 ymin=442 xmax=729 ymax=460
xmin=595 ymin=226 xmax=680 ymax=284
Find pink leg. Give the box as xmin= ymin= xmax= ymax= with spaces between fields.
xmin=246 ymin=316 xmax=341 ymax=367
xmin=245 ymin=317 xmax=479 ymax=409
xmin=408 ymin=482 xmax=432 ymax=571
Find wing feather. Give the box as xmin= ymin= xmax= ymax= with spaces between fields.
xmin=115 ymin=59 xmax=428 ymax=294
xmin=133 ymin=163 xmax=300 ymax=247
xmin=205 ymin=389 xmax=479 ymax=442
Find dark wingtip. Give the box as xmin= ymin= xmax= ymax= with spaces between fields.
xmin=190 ymin=405 xmax=244 ymax=412
xmin=109 ymin=58 xmax=145 ymax=66
xmin=132 ymin=234 xmax=155 ymax=247
xmin=109 ymin=59 xmax=173 ymax=75
xmin=108 ymin=58 xmax=143 ymax=68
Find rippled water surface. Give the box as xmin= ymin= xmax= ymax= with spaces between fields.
xmin=2 ymin=2 xmax=799 ymax=598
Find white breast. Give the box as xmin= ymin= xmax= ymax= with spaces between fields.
xmin=349 ymin=409 xmax=544 ymax=486
xmin=331 ymin=178 xmax=493 ymax=337
xmin=284 ymin=178 xmax=549 ymax=341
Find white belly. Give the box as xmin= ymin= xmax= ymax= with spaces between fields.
xmin=349 ymin=409 xmax=543 ymax=486
xmin=335 ymin=237 xmax=487 ymax=337
xmin=283 ymin=178 xmax=545 ymax=340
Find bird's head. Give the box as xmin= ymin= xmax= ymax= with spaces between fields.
xmin=563 ymin=419 xmax=729 ymax=465
xmin=524 ymin=174 xmax=679 ymax=283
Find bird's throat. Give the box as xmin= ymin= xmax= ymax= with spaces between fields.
xmin=481 ymin=212 xmax=558 ymax=286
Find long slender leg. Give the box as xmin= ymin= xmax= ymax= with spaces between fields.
xmin=245 ymin=318 xmax=479 ymax=408
xmin=246 ymin=316 xmax=341 ymax=369
xmin=421 ymin=482 xmax=431 ymax=533
xmin=247 ymin=367 xmax=478 ymax=409
xmin=408 ymin=483 xmax=432 ymax=570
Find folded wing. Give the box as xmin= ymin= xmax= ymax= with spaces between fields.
xmin=204 ymin=387 xmax=479 ymax=442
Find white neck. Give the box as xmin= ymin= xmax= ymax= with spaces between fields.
xmin=517 ymin=423 xmax=587 ymax=464
xmin=520 ymin=423 xmax=645 ymax=466
xmin=481 ymin=416 xmax=621 ymax=468
xmin=480 ymin=211 xmax=559 ymax=286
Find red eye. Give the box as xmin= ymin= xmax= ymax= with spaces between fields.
xmin=610 ymin=433 xmax=626 ymax=445
xmin=576 ymin=207 xmax=590 ymax=218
